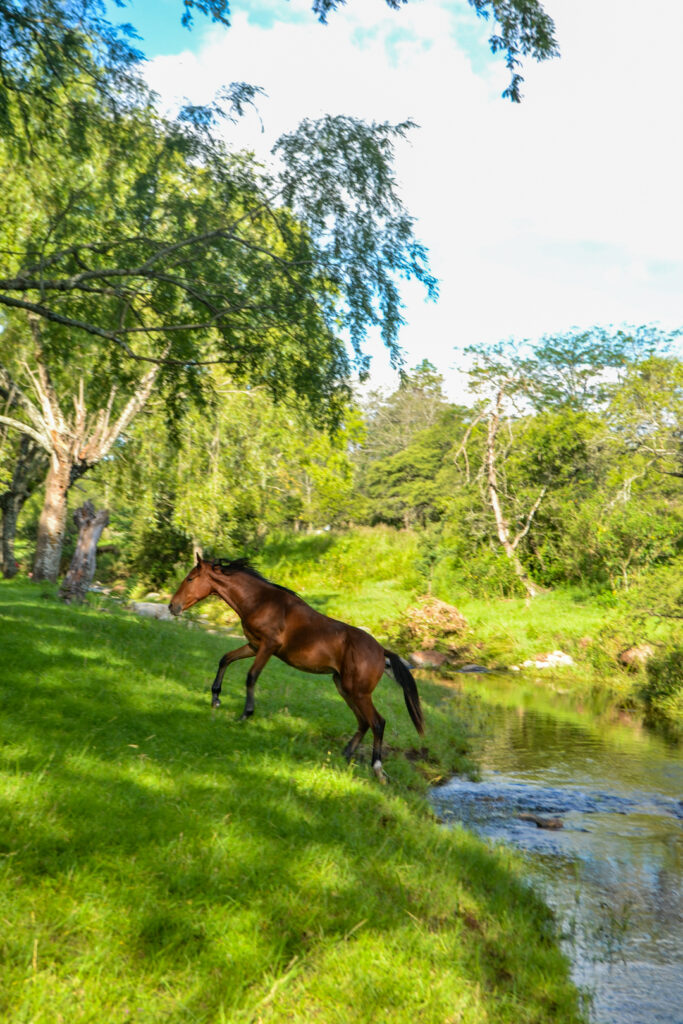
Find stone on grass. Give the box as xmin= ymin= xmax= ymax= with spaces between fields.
xmin=618 ymin=644 xmax=654 ymax=670
xmin=129 ymin=601 xmax=173 ymax=621
xmin=521 ymin=650 xmax=574 ymax=669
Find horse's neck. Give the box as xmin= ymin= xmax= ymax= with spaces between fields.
xmin=212 ymin=571 xmax=262 ymax=618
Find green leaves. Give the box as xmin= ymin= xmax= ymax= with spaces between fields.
xmin=275 ymin=116 xmax=437 ymax=366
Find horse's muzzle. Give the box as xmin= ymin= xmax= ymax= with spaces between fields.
xmin=168 ymin=601 xmax=182 ymax=617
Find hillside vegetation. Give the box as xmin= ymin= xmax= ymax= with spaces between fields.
xmin=0 ymin=579 xmax=587 ymax=1023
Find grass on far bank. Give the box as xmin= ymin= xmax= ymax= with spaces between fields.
xmin=250 ymin=530 xmax=681 ymax=736
xmin=125 ymin=526 xmax=679 ymax=737
xmin=0 ymin=579 xmax=586 ymax=1024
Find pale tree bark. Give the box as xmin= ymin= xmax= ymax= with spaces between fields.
xmin=31 ymin=355 xmax=161 ymax=581
xmin=1 ymin=322 xmax=164 ymax=582
xmin=59 ymin=500 xmax=110 ymax=603
xmin=485 ymin=389 xmax=547 ymax=599
xmin=453 ymin=409 xmax=485 ymax=484
xmin=32 ymin=456 xmax=72 ymax=580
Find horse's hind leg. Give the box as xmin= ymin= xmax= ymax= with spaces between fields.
xmin=211 ymin=644 xmax=255 ymax=708
xmin=354 ymin=693 xmax=387 ymax=782
xmin=336 ymin=675 xmax=386 ymax=780
xmin=334 ymin=673 xmax=369 ymax=761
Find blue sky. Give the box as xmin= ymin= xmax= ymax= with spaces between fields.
xmin=111 ymin=0 xmax=683 ymax=396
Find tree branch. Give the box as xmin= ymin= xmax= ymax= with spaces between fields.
xmin=0 ymin=414 xmax=52 ymax=451
xmin=511 ymin=486 xmax=548 ymax=551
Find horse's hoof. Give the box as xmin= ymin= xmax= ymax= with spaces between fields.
xmin=211 ymin=698 xmax=221 ymax=708
xmin=373 ymin=761 xmax=388 ymax=784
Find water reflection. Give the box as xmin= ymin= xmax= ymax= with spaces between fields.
xmin=431 ymin=681 xmax=683 ymax=1024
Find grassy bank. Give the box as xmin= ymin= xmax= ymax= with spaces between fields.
xmin=0 ymin=579 xmax=585 ymax=1023
xmin=247 ymin=530 xmax=681 ymax=737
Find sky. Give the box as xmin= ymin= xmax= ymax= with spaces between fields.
xmin=112 ymin=0 xmax=683 ymax=397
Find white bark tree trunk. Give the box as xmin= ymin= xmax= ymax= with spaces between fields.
xmin=485 ymin=389 xmax=546 ymax=600
xmin=26 ymin=332 xmax=163 ymax=582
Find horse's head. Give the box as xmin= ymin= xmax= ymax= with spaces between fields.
xmin=169 ymin=554 xmax=213 ymax=616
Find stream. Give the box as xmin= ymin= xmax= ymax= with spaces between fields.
xmin=429 ymin=675 xmax=683 ymax=1024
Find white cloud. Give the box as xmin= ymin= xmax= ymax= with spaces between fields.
xmin=143 ymin=0 xmax=683 ymax=396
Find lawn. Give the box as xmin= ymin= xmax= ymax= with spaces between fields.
xmin=0 ymin=580 xmax=586 ymax=1023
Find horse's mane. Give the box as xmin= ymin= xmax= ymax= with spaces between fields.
xmin=210 ymin=557 xmax=299 ymax=597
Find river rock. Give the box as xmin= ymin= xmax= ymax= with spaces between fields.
xmin=618 ymin=644 xmax=654 ymax=670
xmin=129 ymin=601 xmax=173 ymax=621
xmin=410 ymin=650 xmax=449 ymax=669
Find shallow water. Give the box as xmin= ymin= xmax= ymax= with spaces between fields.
xmin=430 ymin=677 xmax=683 ymax=1024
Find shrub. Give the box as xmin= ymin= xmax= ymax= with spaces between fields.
xmin=641 ymin=646 xmax=683 ymax=737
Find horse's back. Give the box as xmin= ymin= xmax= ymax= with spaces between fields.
xmin=276 ymin=598 xmax=384 ymax=678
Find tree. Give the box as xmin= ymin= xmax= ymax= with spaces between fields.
xmin=0 ymin=26 xmax=435 ymax=398
xmin=359 ymin=406 xmax=466 ymax=529
xmin=0 ymin=319 xmax=164 ymax=581
xmin=461 ymin=330 xmax=636 ymax=597
xmin=1 ymin=9 xmax=440 ymax=578
xmin=606 ymin=354 xmax=683 ymax=478
xmin=454 ymin=329 xmax=683 ymax=596
xmin=0 ymin=435 xmax=48 ymax=576
xmin=59 ymin=499 xmax=110 ymax=603
xmin=101 ymin=368 xmax=364 ymax=580
xmin=357 ymin=360 xmax=450 ymax=463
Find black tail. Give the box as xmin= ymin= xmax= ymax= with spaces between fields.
xmin=384 ymin=650 xmax=424 ymax=736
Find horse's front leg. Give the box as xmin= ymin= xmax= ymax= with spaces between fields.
xmin=240 ymin=644 xmax=276 ymax=720
xmin=211 ymin=643 xmax=255 ymax=708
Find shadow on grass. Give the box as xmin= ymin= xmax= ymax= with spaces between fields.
xmin=0 ymin=582 xmax=582 ymax=1023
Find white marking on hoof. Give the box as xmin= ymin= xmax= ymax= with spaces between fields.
xmin=373 ymin=760 xmax=388 ymax=784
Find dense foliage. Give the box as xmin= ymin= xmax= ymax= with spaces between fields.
xmin=20 ymin=330 xmax=675 ymax=606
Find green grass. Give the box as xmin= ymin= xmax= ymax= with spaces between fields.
xmin=0 ymin=580 xmax=585 ymax=1023
xmin=246 ymin=530 xmax=680 ymax=731
xmin=448 ymin=587 xmax=680 ymax=721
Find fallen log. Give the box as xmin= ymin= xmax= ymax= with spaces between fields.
xmin=59 ymin=501 xmax=109 ymax=604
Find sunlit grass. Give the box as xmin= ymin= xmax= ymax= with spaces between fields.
xmin=1 ymin=579 xmax=585 ymax=1023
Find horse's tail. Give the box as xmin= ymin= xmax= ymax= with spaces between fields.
xmin=384 ymin=650 xmax=424 ymax=736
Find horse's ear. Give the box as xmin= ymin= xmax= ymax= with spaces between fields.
xmin=196 ymin=551 xmax=203 ymax=568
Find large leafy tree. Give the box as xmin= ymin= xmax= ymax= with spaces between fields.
xmin=0 ymin=31 xmax=434 ymax=380
xmin=357 ymin=360 xmax=451 ymax=463
xmin=0 ymin=0 xmax=439 ymax=580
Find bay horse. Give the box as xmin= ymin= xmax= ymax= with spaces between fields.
xmin=169 ymin=556 xmax=424 ymax=780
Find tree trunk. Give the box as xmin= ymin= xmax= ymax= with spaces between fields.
xmin=32 ymin=456 xmax=71 ymax=582
xmin=0 ymin=435 xmax=49 ymax=577
xmin=1 ymin=494 xmax=21 ymax=577
xmin=59 ymin=501 xmax=110 ymax=603
xmin=485 ymin=391 xmax=544 ymax=600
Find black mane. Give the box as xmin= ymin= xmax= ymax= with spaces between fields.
xmin=210 ymin=557 xmax=299 ymax=597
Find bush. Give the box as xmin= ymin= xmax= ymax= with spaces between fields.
xmin=641 ymin=646 xmax=683 ymax=737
